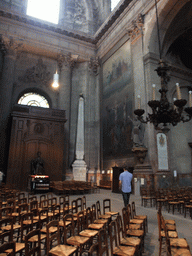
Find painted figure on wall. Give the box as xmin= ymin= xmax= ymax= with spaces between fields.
xmin=129 ymin=117 xmax=145 ymax=147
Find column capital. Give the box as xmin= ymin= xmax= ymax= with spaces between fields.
xmin=88 ymin=56 xmax=100 ymax=76
xmin=127 ymin=13 xmax=145 ymax=41
xmin=0 ymin=35 xmax=23 ymax=57
xmin=57 ymin=53 xmax=77 ymax=71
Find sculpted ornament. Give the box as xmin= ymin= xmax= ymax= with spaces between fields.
xmin=127 ymin=13 xmax=145 ymax=40
xmin=57 ymin=53 xmax=76 ymax=71
xmin=19 ymin=58 xmax=51 ymax=85
xmin=88 ymin=57 xmax=100 ymax=75
xmin=0 ymin=35 xmax=23 ymax=56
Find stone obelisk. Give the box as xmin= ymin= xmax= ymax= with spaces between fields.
xmin=72 ymin=95 xmax=87 ymax=181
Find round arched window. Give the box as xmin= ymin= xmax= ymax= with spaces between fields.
xmin=18 ymin=92 xmax=49 ymax=108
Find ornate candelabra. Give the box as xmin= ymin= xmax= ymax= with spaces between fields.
xmin=134 ymin=60 xmax=192 ymax=130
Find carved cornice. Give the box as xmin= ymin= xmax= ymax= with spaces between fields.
xmin=88 ymin=57 xmax=100 ymax=76
xmin=127 ymin=13 xmax=145 ymax=41
xmin=18 ymin=58 xmax=51 ymax=85
xmin=0 ymin=0 xmax=134 ymax=44
xmin=0 ymin=35 xmax=23 ymax=56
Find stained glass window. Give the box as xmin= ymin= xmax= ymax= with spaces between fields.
xmin=18 ymin=92 xmax=49 ymax=108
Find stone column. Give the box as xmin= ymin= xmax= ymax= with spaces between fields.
xmin=87 ymin=57 xmax=101 ymax=182
xmin=0 ymin=36 xmax=22 ymax=174
xmin=72 ymin=95 xmax=87 ymax=181
xmin=128 ymin=15 xmax=153 ymax=177
xmin=57 ymin=53 xmax=76 ymax=178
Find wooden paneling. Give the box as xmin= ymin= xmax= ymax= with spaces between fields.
xmin=7 ymin=105 xmax=67 ymax=190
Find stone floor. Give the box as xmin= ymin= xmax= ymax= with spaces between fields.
xmin=32 ymin=189 xmax=192 ymax=255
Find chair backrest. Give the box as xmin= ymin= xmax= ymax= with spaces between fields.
xmin=157 ymin=208 xmax=163 ymax=241
xmin=63 ymin=214 xmax=75 ymax=244
xmin=127 ymin=204 xmax=132 ymax=219
xmin=46 ymin=220 xmax=60 ymax=253
xmin=116 ymin=215 xmax=125 ymax=244
xmin=131 ymin=201 xmax=136 ymax=218
xmin=18 ymin=197 xmax=27 ymax=205
xmin=30 ymin=200 xmax=38 ymax=211
xmin=77 ymin=210 xmax=86 ymax=234
xmin=96 ymin=200 xmax=101 ymax=217
xmin=82 ymin=196 xmax=86 ymax=210
xmin=20 ymin=212 xmax=34 ymax=242
xmin=86 ymin=207 xmax=93 ymax=227
xmin=91 ymin=204 xmax=97 ymax=221
xmin=1 ymin=206 xmax=13 ymax=218
xmin=122 ymin=207 xmax=131 ymax=232
xmin=88 ymin=243 xmax=99 ymax=256
xmin=18 ymin=192 xmax=25 ymax=200
xmin=28 ymin=196 xmax=37 ymax=204
xmin=109 ymin=220 xmax=118 ymax=254
xmin=103 ymin=199 xmax=111 ymax=214
xmin=76 ymin=197 xmax=83 ymax=212
xmin=19 ymin=203 xmax=29 ymax=214
xmin=98 ymin=228 xmax=109 ymax=256
xmin=160 ymin=215 xmax=171 ymax=255
xmin=71 ymin=199 xmax=77 ymax=214
xmin=0 ymin=217 xmax=13 ymax=232
xmin=0 ymin=241 xmax=15 ymax=255
xmin=0 ymin=230 xmax=13 ymax=244
xmin=25 ymin=229 xmax=41 ymax=256
xmin=40 ymin=194 xmax=46 ymax=202
xmin=40 ymin=199 xmax=48 ymax=209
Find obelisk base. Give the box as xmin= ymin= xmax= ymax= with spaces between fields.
xmin=72 ymin=160 xmax=87 ymax=181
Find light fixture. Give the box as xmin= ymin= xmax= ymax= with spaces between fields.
xmin=52 ymin=71 xmax=59 ymax=89
xmin=134 ymin=0 xmax=192 ymax=131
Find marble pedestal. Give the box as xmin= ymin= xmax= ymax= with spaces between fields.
xmin=72 ymin=160 xmax=87 ymax=181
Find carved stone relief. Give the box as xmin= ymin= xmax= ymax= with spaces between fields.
xmin=88 ymin=57 xmax=100 ymax=75
xmin=19 ymin=58 xmax=51 ymax=85
xmin=127 ymin=14 xmax=145 ymax=41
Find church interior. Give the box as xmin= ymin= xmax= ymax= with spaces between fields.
xmin=0 ymin=0 xmax=192 ymax=192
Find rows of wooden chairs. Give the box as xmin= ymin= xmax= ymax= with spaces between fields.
xmin=141 ymin=187 xmax=192 ymax=219
xmin=157 ymin=208 xmax=191 ymax=256
xmin=0 ymin=191 xmax=126 ymax=255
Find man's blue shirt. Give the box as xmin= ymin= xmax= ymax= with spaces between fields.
xmin=119 ymin=171 xmax=133 ymax=193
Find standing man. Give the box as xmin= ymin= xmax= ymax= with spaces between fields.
xmin=119 ymin=167 xmax=133 ymax=207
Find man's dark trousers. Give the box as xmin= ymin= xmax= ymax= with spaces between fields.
xmin=122 ymin=191 xmax=131 ymax=207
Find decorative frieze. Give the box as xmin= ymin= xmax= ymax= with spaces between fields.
xmin=88 ymin=56 xmax=100 ymax=75
xmin=18 ymin=58 xmax=51 ymax=85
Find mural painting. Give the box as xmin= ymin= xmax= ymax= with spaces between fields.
xmin=102 ymin=41 xmax=133 ymax=158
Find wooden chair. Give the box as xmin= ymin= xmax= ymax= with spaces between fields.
xmin=98 ymin=228 xmax=109 ymax=256
xmin=25 ymin=229 xmax=41 ymax=256
xmin=77 ymin=210 xmax=99 ymax=242
xmin=167 ymin=195 xmax=180 ymax=215
xmin=103 ymin=199 xmax=119 ymax=218
xmin=127 ymin=204 xmax=145 ymax=234
xmin=0 ymin=241 xmax=15 ymax=255
xmin=86 ymin=207 xmax=104 ymax=231
xmin=122 ymin=208 xmax=141 ymax=231
xmin=47 ymin=220 xmax=78 ymax=256
xmin=157 ymin=209 xmax=178 ymax=256
xmin=109 ymin=220 xmax=136 ymax=256
xmin=122 ymin=208 xmax=144 ymax=252
xmin=116 ymin=215 xmax=141 ymax=256
xmin=161 ymin=215 xmax=191 ymax=256
xmin=63 ymin=213 xmax=90 ymax=256
xmin=131 ymin=202 xmax=148 ymax=233
xmin=92 ymin=204 xmax=108 ymax=226
xmin=0 ymin=220 xmax=25 ymax=255
xmin=96 ymin=201 xmax=111 ymax=222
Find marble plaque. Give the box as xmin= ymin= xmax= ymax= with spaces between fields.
xmin=157 ymin=133 xmax=168 ymax=170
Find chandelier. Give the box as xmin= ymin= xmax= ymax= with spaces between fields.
xmin=134 ymin=1 xmax=192 ymax=131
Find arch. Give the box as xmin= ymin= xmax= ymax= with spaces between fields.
xmin=16 ymin=87 xmax=52 ymax=109
xmin=144 ymin=0 xmax=190 ymax=58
